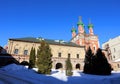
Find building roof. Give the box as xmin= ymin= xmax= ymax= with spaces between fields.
xmin=9 ymin=37 xmax=84 ymax=48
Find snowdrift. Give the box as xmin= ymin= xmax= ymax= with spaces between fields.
xmin=0 ymin=64 xmax=120 ymax=84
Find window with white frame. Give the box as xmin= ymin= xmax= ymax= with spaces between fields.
xmin=24 ymin=50 xmax=28 ymax=55
xmin=14 ymin=49 xmax=19 ymax=54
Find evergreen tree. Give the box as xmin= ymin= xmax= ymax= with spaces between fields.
xmin=37 ymin=40 xmax=52 ymax=74
xmin=33 ymin=48 xmax=36 ymax=65
xmin=83 ymin=48 xmax=112 ymax=75
xmin=83 ymin=47 xmax=93 ymax=74
xmin=91 ymin=48 xmax=112 ymax=75
xmin=0 ymin=46 xmax=3 ymax=54
xmin=65 ymin=57 xmax=73 ymax=76
xmin=29 ymin=47 xmax=36 ymax=69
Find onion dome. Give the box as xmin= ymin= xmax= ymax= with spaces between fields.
xmin=88 ymin=24 xmax=94 ymax=29
xmin=88 ymin=18 xmax=94 ymax=28
xmin=77 ymin=21 xmax=84 ymax=27
xmin=77 ymin=16 xmax=84 ymax=27
xmin=71 ymin=27 xmax=77 ymax=33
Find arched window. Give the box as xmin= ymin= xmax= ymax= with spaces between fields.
xmin=55 ymin=63 xmax=63 ymax=69
xmin=76 ymin=63 xmax=80 ymax=69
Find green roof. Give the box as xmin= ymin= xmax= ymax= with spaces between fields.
xmin=88 ymin=24 xmax=94 ymax=28
xmin=9 ymin=37 xmax=84 ymax=47
xmin=77 ymin=21 xmax=84 ymax=27
xmin=71 ymin=28 xmax=76 ymax=33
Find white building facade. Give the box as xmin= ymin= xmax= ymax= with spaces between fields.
xmin=102 ymin=36 xmax=120 ymax=71
xmin=102 ymin=36 xmax=120 ymax=61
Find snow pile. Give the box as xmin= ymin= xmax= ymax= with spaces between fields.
xmin=51 ymin=69 xmax=68 ymax=81
xmin=0 ymin=64 xmax=65 ymax=84
xmin=0 ymin=64 xmax=120 ymax=84
xmin=72 ymin=70 xmax=81 ymax=76
xmin=50 ymin=70 xmax=81 ymax=81
xmin=1 ymin=63 xmax=27 ymax=71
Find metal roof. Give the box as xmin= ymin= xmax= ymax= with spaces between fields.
xmin=9 ymin=37 xmax=84 ymax=48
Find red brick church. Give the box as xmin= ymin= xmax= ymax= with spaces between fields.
xmin=70 ymin=17 xmax=99 ymax=52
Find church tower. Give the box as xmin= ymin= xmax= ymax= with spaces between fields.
xmin=87 ymin=19 xmax=99 ymax=52
xmin=88 ymin=19 xmax=94 ymax=35
xmin=71 ymin=26 xmax=76 ymax=38
xmin=70 ymin=16 xmax=100 ymax=53
xmin=77 ymin=16 xmax=85 ymax=34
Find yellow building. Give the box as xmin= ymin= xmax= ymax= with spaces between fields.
xmin=7 ymin=37 xmax=85 ymax=70
xmin=7 ymin=17 xmax=101 ymax=70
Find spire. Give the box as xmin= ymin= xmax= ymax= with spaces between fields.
xmin=88 ymin=18 xmax=91 ymax=24
xmin=77 ymin=16 xmax=84 ymax=27
xmin=79 ymin=16 xmax=82 ymax=22
xmin=88 ymin=18 xmax=94 ymax=29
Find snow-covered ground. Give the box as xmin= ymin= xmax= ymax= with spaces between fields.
xmin=0 ymin=64 xmax=120 ymax=84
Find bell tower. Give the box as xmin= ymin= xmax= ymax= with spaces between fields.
xmin=71 ymin=26 xmax=76 ymax=38
xmin=70 ymin=16 xmax=100 ymax=53
xmin=77 ymin=16 xmax=85 ymax=34
xmin=88 ymin=19 xmax=94 ymax=35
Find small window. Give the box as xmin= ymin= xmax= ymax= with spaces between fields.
xmin=117 ymin=64 xmax=120 ymax=68
xmin=113 ymin=55 xmax=115 ymax=59
xmin=58 ymin=52 xmax=61 ymax=57
xmin=24 ymin=50 xmax=28 ymax=55
xmin=77 ymin=54 xmax=79 ymax=58
xmin=14 ymin=49 xmax=19 ymax=54
xmin=114 ymin=48 xmax=116 ymax=52
xmin=93 ymin=47 xmax=95 ymax=50
xmin=68 ymin=53 xmax=71 ymax=58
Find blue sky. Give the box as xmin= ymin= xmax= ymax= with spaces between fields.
xmin=0 ymin=0 xmax=120 ymax=47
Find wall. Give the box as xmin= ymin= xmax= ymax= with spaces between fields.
xmin=7 ymin=40 xmax=85 ymax=70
